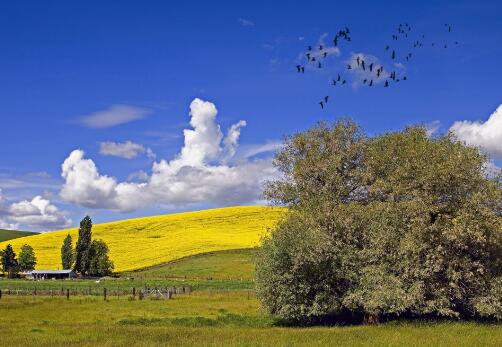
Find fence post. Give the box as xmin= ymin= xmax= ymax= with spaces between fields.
xmin=0 ymin=289 xmax=2 ymax=299
xmin=66 ymin=289 xmax=70 ymax=300
xmin=104 ymin=288 xmax=107 ymax=301
xmin=132 ymin=287 xmax=136 ymax=297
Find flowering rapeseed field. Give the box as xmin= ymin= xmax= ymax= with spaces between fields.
xmin=0 ymin=206 xmax=285 ymax=272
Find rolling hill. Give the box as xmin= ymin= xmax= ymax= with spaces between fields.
xmin=0 ymin=229 xmax=38 ymax=242
xmin=0 ymin=206 xmax=284 ymax=272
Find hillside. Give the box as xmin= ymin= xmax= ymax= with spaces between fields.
xmin=0 ymin=206 xmax=285 ymax=272
xmin=122 ymin=248 xmax=256 ymax=281
xmin=0 ymin=229 xmax=38 ymax=243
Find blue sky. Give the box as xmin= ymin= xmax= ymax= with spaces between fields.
xmin=1 ymin=0 xmax=501 ymax=231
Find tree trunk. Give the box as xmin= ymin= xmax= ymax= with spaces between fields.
xmin=363 ymin=313 xmax=380 ymax=325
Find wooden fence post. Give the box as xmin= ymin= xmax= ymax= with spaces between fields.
xmin=66 ymin=289 xmax=70 ymax=300
xmin=104 ymin=288 xmax=107 ymax=301
xmin=132 ymin=287 xmax=136 ymax=297
xmin=0 ymin=289 xmax=2 ymax=299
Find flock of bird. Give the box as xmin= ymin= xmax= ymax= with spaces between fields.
xmin=295 ymin=23 xmax=459 ymax=109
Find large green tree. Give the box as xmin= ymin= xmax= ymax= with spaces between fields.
xmin=18 ymin=244 xmax=37 ymax=271
xmin=74 ymin=216 xmax=93 ymax=275
xmin=1 ymin=244 xmax=18 ymax=278
xmin=256 ymin=120 xmax=502 ymax=323
xmin=61 ymin=234 xmax=74 ymax=270
xmin=87 ymin=239 xmax=114 ymax=277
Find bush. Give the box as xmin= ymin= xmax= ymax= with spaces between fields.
xmin=256 ymin=120 xmax=502 ymax=323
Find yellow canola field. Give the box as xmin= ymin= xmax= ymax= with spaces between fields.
xmin=0 ymin=206 xmax=285 ymax=272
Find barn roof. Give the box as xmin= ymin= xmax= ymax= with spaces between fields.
xmin=29 ymin=270 xmax=75 ymax=274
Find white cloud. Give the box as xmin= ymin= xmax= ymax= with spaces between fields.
xmin=79 ymin=105 xmax=149 ymax=128
xmin=0 ymin=189 xmax=70 ymax=231
xmin=238 ymin=18 xmax=254 ymax=27
xmin=426 ymin=120 xmax=441 ymax=137
xmin=60 ymin=98 xmax=278 ymax=212
xmin=450 ymin=105 xmax=502 ymax=159
xmin=99 ymin=141 xmax=155 ymax=160
xmin=223 ymin=120 xmax=247 ymax=161
xmin=346 ymin=52 xmax=390 ymax=88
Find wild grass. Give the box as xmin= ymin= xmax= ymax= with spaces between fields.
xmin=0 ymin=206 xmax=285 ymax=272
xmin=0 ymin=292 xmax=500 ymax=346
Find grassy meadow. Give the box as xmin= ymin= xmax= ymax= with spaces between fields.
xmin=0 ymin=206 xmax=284 ymax=271
xmin=0 ymin=292 xmax=500 ymax=347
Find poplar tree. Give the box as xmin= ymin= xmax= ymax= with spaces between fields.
xmin=61 ymin=234 xmax=74 ymax=270
xmin=74 ymin=216 xmax=92 ymax=275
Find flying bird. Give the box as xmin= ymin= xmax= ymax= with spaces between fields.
xmin=324 ymin=96 xmax=329 ymax=103
xmin=319 ymin=101 xmax=324 ymax=109
xmin=391 ymin=50 xmax=396 ymax=59
xmin=296 ymin=65 xmax=302 ymax=73
xmin=384 ymin=80 xmax=389 ymax=87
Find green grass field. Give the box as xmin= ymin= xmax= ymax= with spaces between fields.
xmin=123 ymin=248 xmax=256 ymax=281
xmin=0 ymin=293 xmax=500 ymax=346
xmin=0 ymin=229 xmax=37 ymax=242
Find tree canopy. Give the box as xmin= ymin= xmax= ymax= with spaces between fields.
xmin=256 ymin=120 xmax=502 ymax=323
xmin=18 ymin=244 xmax=37 ymax=271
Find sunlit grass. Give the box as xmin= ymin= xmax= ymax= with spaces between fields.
xmin=0 ymin=206 xmax=285 ymax=272
xmin=0 ymin=293 xmax=500 ymax=346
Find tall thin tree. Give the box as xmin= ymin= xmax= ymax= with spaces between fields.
xmin=74 ymin=216 xmax=92 ymax=275
xmin=61 ymin=234 xmax=74 ymax=270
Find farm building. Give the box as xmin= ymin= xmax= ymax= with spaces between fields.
xmin=26 ymin=270 xmax=77 ymax=280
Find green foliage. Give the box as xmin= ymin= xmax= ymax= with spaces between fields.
xmin=18 ymin=244 xmax=37 ymax=271
xmin=87 ymin=239 xmax=114 ymax=276
xmin=61 ymin=234 xmax=74 ymax=270
xmin=74 ymin=216 xmax=92 ymax=274
xmin=1 ymin=244 xmax=18 ymax=278
xmin=257 ymin=120 xmax=502 ymax=323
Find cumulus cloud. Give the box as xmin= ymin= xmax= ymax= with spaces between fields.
xmin=0 ymin=189 xmax=71 ymax=230
xmin=99 ymin=141 xmax=155 ymax=159
xmin=60 ymin=98 xmax=278 ymax=212
xmin=79 ymin=105 xmax=150 ymax=128
xmin=450 ymin=104 xmax=502 ymax=159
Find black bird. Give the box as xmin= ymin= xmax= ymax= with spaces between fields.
xmin=312 ymin=56 xmax=316 ymax=61
xmin=319 ymin=45 xmax=324 ymax=50
xmin=369 ymin=63 xmax=373 ymax=72
xmin=403 ymin=76 xmax=407 ymax=81
xmin=385 ymin=45 xmax=390 ymax=50
xmin=361 ymin=60 xmax=366 ymax=70
xmin=334 ymin=37 xmax=338 ymax=46
xmin=337 ymin=74 xmax=341 ymax=81
xmin=319 ymin=101 xmax=324 ymax=109
xmin=318 ymin=61 xmax=322 ymax=68
xmin=448 ymin=25 xmax=452 ymax=32
xmin=296 ymin=65 xmax=301 ymax=73
xmin=369 ymin=80 xmax=373 ymax=86
xmin=323 ymin=51 xmax=328 ymax=58
xmin=347 ymin=64 xmax=352 ymax=70
xmin=345 ymin=27 xmax=350 ymax=34
xmin=308 ymin=45 xmax=312 ymax=51
xmin=391 ymin=50 xmax=396 ymax=59
xmin=356 ymin=56 xmax=361 ymax=66
xmin=432 ymin=42 xmax=435 ymax=47
xmin=324 ymin=96 xmax=329 ymax=103
xmin=342 ymin=79 xmax=347 ymax=84
xmin=384 ymin=80 xmax=389 ymax=87
xmin=306 ymin=53 xmax=311 ymax=60
xmin=332 ymin=80 xmax=337 ymax=86
xmin=301 ymin=67 xmax=305 ymax=73
xmin=444 ymin=44 xmax=447 ymax=48
xmin=363 ymin=79 xmax=367 ymax=84
xmin=455 ymin=41 xmax=459 ymax=45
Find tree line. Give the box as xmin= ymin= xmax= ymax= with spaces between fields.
xmin=1 ymin=216 xmax=113 ymax=278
